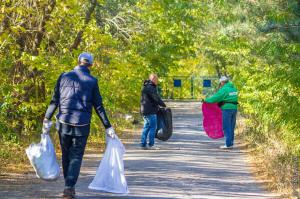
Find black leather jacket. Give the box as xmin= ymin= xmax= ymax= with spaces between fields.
xmin=140 ymin=80 xmax=166 ymax=115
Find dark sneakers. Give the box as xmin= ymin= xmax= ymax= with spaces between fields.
xmin=63 ymin=188 xmax=75 ymax=199
xmin=140 ymin=146 xmax=148 ymax=150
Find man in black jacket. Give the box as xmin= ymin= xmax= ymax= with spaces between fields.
xmin=140 ymin=74 xmax=166 ymax=150
xmin=42 ymin=52 xmax=115 ymax=199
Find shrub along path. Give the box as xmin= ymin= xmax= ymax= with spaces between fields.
xmin=0 ymin=101 xmax=279 ymax=199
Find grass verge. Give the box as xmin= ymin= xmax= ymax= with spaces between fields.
xmin=0 ymin=119 xmax=140 ymax=177
xmin=236 ymin=116 xmax=299 ymax=199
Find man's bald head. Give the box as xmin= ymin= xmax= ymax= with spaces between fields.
xmin=149 ymin=73 xmax=158 ymax=85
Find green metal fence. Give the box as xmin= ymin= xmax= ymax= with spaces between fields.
xmin=158 ymin=76 xmax=219 ymax=100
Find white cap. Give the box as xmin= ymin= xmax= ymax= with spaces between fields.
xmin=219 ymin=76 xmax=229 ymax=82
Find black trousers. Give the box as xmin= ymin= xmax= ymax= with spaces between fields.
xmin=58 ymin=123 xmax=90 ymax=188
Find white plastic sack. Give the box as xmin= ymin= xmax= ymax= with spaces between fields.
xmin=26 ymin=133 xmax=60 ymax=181
xmin=88 ymin=136 xmax=129 ymax=194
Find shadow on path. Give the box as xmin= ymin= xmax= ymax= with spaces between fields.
xmin=0 ymin=101 xmax=280 ymax=199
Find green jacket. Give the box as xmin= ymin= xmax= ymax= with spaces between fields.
xmin=205 ymin=82 xmax=238 ymax=110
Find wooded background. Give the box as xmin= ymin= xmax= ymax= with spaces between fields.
xmin=0 ymin=0 xmax=300 ymax=194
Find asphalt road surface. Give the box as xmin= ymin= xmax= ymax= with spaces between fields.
xmin=0 ymin=101 xmax=280 ymax=199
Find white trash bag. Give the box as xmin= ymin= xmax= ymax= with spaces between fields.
xmin=89 ymin=135 xmax=129 ymax=194
xmin=26 ymin=133 xmax=60 ymax=181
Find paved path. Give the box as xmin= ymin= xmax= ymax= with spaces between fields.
xmin=0 ymin=102 xmax=279 ymax=199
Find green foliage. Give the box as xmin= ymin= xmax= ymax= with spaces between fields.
xmin=0 ymin=0 xmax=202 ymax=140
xmin=196 ymin=1 xmax=300 ymax=193
xmin=1 ymin=1 xmax=300 ymax=186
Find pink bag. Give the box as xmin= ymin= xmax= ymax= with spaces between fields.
xmin=202 ymin=102 xmax=224 ymax=139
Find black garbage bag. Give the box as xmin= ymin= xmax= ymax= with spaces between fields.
xmin=155 ymin=108 xmax=173 ymax=141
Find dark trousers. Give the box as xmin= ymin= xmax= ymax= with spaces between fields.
xmin=58 ymin=123 xmax=90 ymax=188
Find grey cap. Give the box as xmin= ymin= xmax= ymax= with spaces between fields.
xmin=78 ymin=52 xmax=94 ymax=65
xmin=219 ymin=76 xmax=229 ymax=82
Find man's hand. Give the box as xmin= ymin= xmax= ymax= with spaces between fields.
xmin=42 ymin=118 xmax=53 ymax=134
xmin=105 ymin=127 xmax=116 ymax=139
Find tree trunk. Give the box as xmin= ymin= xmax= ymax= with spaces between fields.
xmin=215 ymin=65 xmax=221 ymax=78
xmin=32 ymin=0 xmax=56 ymax=55
xmin=0 ymin=0 xmax=12 ymax=35
xmin=70 ymin=0 xmax=97 ymax=51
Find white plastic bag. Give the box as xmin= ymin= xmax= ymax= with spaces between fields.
xmin=88 ymin=135 xmax=129 ymax=194
xmin=26 ymin=133 xmax=60 ymax=181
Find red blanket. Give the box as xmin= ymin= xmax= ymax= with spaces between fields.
xmin=202 ymin=102 xmax=224 ymax=139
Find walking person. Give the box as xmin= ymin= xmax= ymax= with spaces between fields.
xmin=140 ymin=74 xmax=166 ymax=150
xmin=204 ymin=76 xmax=238 ymax=149
xmin=42 ymin=52 xmax=116 ymax=199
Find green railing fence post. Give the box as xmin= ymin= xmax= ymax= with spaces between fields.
xmin=191 ymin=76 xmax=194 ymax=99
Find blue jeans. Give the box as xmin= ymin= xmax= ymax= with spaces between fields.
xmin=140 ymin=114 xmax=157 ymax=147
xmin=222 ymin=109 xmax=237 ymax=147
xmin=58 ymin=123 xmax=89 ymax=188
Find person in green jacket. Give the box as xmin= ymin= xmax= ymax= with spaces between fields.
xmin=205 ymin=76 xmax=238 ymax=149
